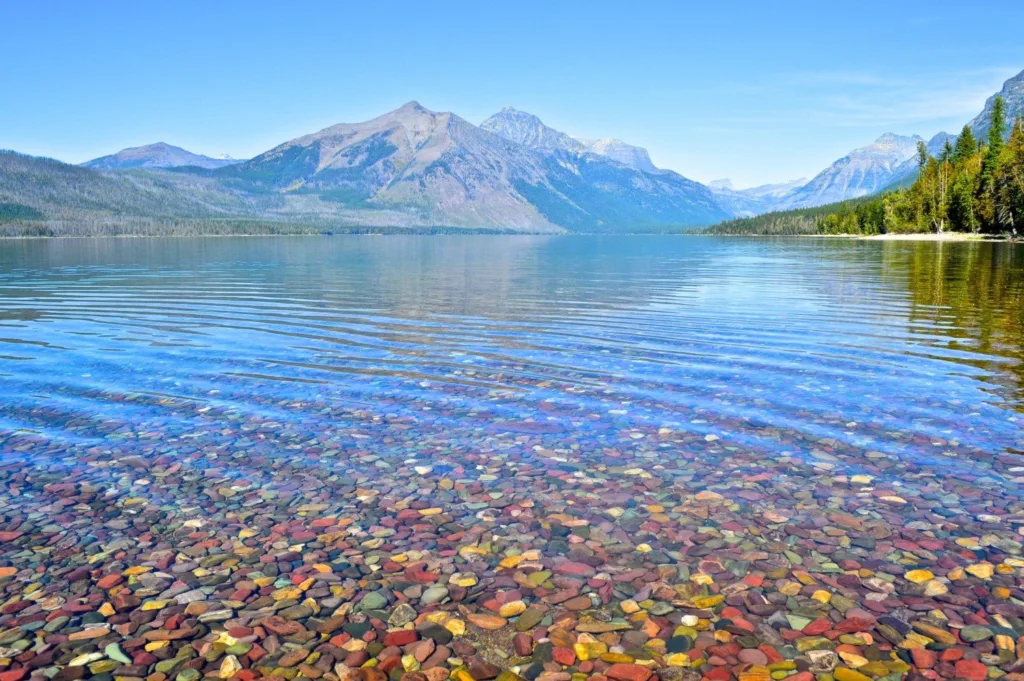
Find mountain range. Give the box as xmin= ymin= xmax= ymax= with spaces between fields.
xmin=2 ymin=68 xmax=1022 ymax=233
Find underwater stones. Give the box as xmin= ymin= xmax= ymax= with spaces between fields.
xmin=960 ymin=625 xmax=994 ymax=642
xmin=466 ymin=613 xmax=507 ymax=630
xmin=904 ymin=569 xmax=934 ymax=584
xmin=605 ymin=665 xmax=652 ymax=681
xmin=498 ymin=600 xmax=527 ymax=618
xmin=4 ymin=335 xmax=1024 ymax=681
xmin=955 ymin=659 xmax=989 ymax=681
xmin=358 ymin=591 xmax=389 ymax=612
xmin=514 ymin=606 xmax=544 ymax=632
xmin=389 ymin=603 xmax=419 ymax=627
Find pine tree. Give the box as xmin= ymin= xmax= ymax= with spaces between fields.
xmin=978 ymin=97 xmax=1008 ymax=232
xmin=952 ymin=125 xmax=977 ymax=165
xmin=988 ymin=97 xmax=1006 ymax=154
xmin=949 ymin=171 xmax=978 ymax=232
xmin=996 ymin=116 xmax=1024 ymax=234
xmin=980 ymin=97 xmax=1006 ymax=184
xmin=940 ymin=139 xmax=953 ymax=163
xmin=917 ymin=140 xmax=929 ymax=170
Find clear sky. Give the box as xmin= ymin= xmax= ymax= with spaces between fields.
xmin=2 ymin=0 xmax=1023 ymax=187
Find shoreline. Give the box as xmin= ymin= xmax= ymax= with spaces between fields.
xmin=858 ymin=232 xmax=1011 ymax=241
xmin=698 ymin=232 xmax=1018 ymax=242
xmin=0 ymin=230 xmax=1018 ymax=242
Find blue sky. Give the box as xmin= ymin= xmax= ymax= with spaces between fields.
xmin=2 ymin=1 xmax=1022 ymax=187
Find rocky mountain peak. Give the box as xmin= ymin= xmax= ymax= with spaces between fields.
xmin=480 ymin=107 xmax=583 ymax=153
xmin=873 ymin=132 xmax=922 ymax=146
xmin=970 ymin=68 xmax=1024 ymax=140
xmin=481 ymin=108 xmax=661 ymax=173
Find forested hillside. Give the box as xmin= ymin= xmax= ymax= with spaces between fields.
xmin=707 ymin=98 xmax=1024 ymax=237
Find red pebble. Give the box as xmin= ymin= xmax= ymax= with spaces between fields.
xmin=554 ymin=561 xmax=595 ymax=576
xmin=703 ymin=667 xmax=732 ymax=681
xmin=605 ymin=664 xmax=652 ymax=681
xmin=384 ymin=629 xmax=418 ymax=647
xmin=911 ymin=649 xmax=937 ymax=669
xmin=378 ymin=656 xmax=402 ymax=674
xmin=954 ymin=660 xmax=988 ymax=681
xmin=552 ymin=647 xmax=576 ymax=666
xmin=802 ymin=618 xmax=831 ymax=635
xmin=513 ymin=632 xmax=533 ymax=656
xmin=96 ymin=574 xmax=123 ymax=589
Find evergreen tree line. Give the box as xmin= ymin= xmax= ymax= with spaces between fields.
xmin=818 ymin=97 xmax=1024 ymax=236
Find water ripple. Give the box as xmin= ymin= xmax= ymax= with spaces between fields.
xmin=0 ymin=236 xmax=1022 ymax=484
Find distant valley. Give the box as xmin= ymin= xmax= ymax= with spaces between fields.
xmin=1 ymin=68 xmax=1022 ymax=235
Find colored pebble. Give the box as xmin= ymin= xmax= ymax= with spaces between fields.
xmin=2 ymin=341 xmax=1024 ymax=681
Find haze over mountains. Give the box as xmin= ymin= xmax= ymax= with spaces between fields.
xmin=2 ymin=68 xmax=1022 ymax=233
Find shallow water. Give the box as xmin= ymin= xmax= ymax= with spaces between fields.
xmin=1 ymin=236 xmax=1021 ymax=474
xmin=2 ymin=235 xmax=1024 ymax=680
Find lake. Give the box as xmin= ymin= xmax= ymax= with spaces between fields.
xmin=1 ymin=236 xmax=1023 ymax=679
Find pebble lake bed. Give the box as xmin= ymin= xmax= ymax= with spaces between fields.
xmin=0 ymin=236 xmax=1023 ymax=681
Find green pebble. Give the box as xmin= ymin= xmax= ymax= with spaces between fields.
xmin=105 ymin=643 xmax=131 ymax=665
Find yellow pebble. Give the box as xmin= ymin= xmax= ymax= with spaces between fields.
xmin=574 ymin=641 xmax=608 ymax=661
xmin=738 ymin=667 xmax=772 ymax=681
xmin=450 ymin=573 xmax=478 ymax=587
xmin=778 ymin=582 xmax=802 ymax=596
xmin=272 ymin=586 xmax=302 ymax=601
xmin=838 ymin=651 xmax=868 ymax=668
xmin=693 ymin=594 xmax=724 ymax=609
xmin=664 ymin=653 xmax=690 ymax=667
xmin=794 ymin=572 xmax=817 ymax=586
xmin=811 ymin=590 xmax=831 ymax=604
xmin=500 ymin=555 xmax=524 ymax=569
xmin=904 ymin=569 xmax=934 ymax=584
xmin=219 ymin=655 xmax=241 ymax=679
xmin=966 ymin=563 xmax=994 ymax=579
